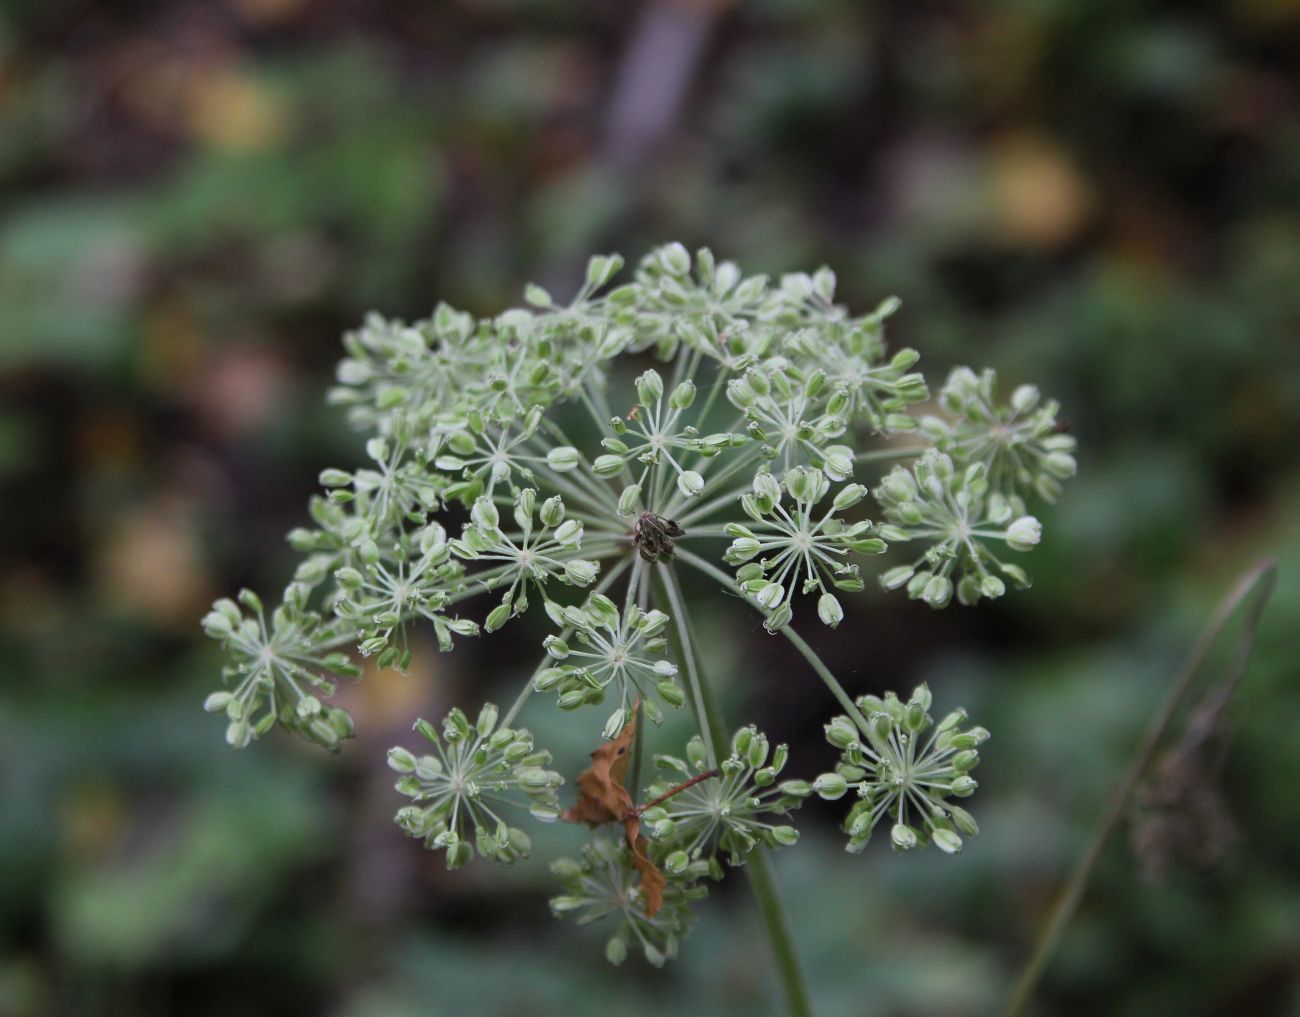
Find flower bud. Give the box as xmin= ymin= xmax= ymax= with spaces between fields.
xmin=669 ymin=379 xmax=696 ymax=410
xmin=752 ymin=471 xmax=782 ymax=502
xmin=553 ymin=519 xmax=583 ymax=546
xmin=335 ymin=567 xmax=364 ymax=590
xmin=825 ymin=716 xmax=858 ymax=750
xmin=922 ymin=574 xmax=953 ymax=608
xmin=636 ymin=369 xmax=664 ymax=405
xmin=770 ymin=825 xmax=800 ymax=847
xmin=539 ymin=495 xmax=565 ymax=528
xmin=471 ymin=498 xmax=499 ymax=530
xmin=617 ymin=484 xmax=642 ymax=516
xmin=950 ymin=775 xmax=978 ymax=797
xmin=659 ymin=242 xmax=690 ymax=275
xmin=880 ymin=565 xmax=915 ymax=591
xmin=565 ymin=559 xmax=599 ymax=585
xmin=387 ymin=747 xmax=417 ymax=773
xmin=817 ymin=592 xmax=844 ymax=628
xmin=832 ymin=483 xmax=868 ymax=511
xmin=485 ymin=602 xmax=512 ymax=632
xmin=932 ymin=828 xmax=963 ymax=854
xmin=676 ymin=470 xmax=704 ymax=497
xmin=822 ymin=448 xmax=854 ymax=482
xmin=1005 ymin=516 xmax=1042 ymax=551
xmin=203 ymin=691 xmax=234 ymax=713
xmin=592 ymin=454 xmax=624 ymax=477
xmin=547 ymin=446 xmax=580 ymax=472
xmin=475 ymin=703 xmax=499 ymax=737
xmin=813 ymin=773 xmax=849 ymax=800
xmin=891 ymin=823 xmax=918 ymax=850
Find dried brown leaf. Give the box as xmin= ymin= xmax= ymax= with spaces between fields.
xmin=562 ymin=703 xmax=665 ymax=916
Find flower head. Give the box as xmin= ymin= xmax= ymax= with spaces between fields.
xmin=550 ymin=835 xmax=709 ymax=967
xmin=874 ymin=450 xmax=1041 ymax=607
xmin=923 ymin=367 xmax=1077 ymax=508
xmin=536 ymin=593 xmax=684 ymax=737
xmin=642 ymin=726 xmax=806 ymax=869
xmin=389 ymin=703 xmax=563 ymax=868
xmin=201 ymin=587 xmax=360 ymax=750
xmin=726 ymin=466 xmax=885 ymax=630
xmin=813 ymin=684 xmax=986 ymax=854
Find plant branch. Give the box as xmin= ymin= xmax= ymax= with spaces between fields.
xmin=671 ymin=546 xmax=870 ymax=730
xmin=502 ymin=555 xmax=633 ymax=727
xmin=1000 ymin=557 xmax=1278 ymax=1017
xmin=656 ymin=564 xmax=814 ymax=1017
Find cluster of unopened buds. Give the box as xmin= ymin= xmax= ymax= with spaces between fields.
xmin=204 ymin=244 xmax=1075 ymax=965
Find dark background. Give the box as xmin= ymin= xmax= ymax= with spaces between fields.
xmin=2 ymin=1 xmax=1299 ymax=1015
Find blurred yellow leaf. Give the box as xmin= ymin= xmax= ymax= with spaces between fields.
xmin=95 ymin=497 xmax=209 ymax=628
xmin=988 ymin=135 xmax=1093 ymax=249
xmin=184 ymin=66 xmax=286 ymax=151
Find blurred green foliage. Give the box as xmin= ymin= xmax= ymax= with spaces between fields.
xmin=1 ymin=1 xmax=1298 ymax=1015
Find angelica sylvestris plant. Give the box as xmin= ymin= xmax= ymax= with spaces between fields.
xmin=203 ymin=244 xmax=1075 ymax=1009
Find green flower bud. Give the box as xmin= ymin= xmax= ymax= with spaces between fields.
xmin=825 ymin=716 xmax=858 ymax=749
xmin=1005 ymin=516 xmax=1042 ymax=551
xmin=950 ymin=775 xmax=978 ymax=797
xmin=932 ymin=828 xmax=963 ymax=854
xmin=669 ymin=379 xmax=696 ymax=410
xmin=770 ymin=825 xmax=800 ymax=847
xmin=547 ymin=446 xmax=580 ymax=472
xmin=636 ymin=369 xmax=664 ymax=405
xmin=592 ymin=454 xmax=624 ymax=477
xmin=536 ymin=494 xmax=564 ymax=528
xmin=335 ymin=567 xmax=364 ymax=590
xmin=388 ymin=747 xmax=417 ymax=773
xmin=753 ymin=471 xmax=782 ymax=502
xmin=471 ymin=498 xmax=499 ymax=530
xmin=659 ymin=242 xmax=690 ymax=275
xmin=485 ymin=602 xmax=513 ymax=632
xmin=822 ymin=447 xmax=854 ymax=482
xmin=948 ymin=805 xmax=979 ymax=837
xmin=676 ymin=470 xmax=705 ymax=497
xmin=476 ymin=703 xmax=499 ymax=737
xmin=604 ymin=935 xmax=628 ymax=966
xmin=891 ymin=823 xmax=918 ymax=850
xmin=553 ymin=519 xmax=583 ymax=546
xmin=565 ymin=559 xmax=599 ymax=586
xmin=617 ymin=484 xmax=642 ymax=516
xmin=813 ymin=773 xmax=849 ymax=800
xmin=203 ymin=691 xmax=234 ymax=713
xmin=817 ymin=592 xmax=844 ymax=628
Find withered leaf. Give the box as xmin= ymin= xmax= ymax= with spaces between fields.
xmin=564 ymin=707 xmax=637 ymax=826
xmin=563 ymin=703 xmax=665 ymax=917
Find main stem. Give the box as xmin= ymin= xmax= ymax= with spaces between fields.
xmin=656 ymin=565 xmax=814 ymax=1017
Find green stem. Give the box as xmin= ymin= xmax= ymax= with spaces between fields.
xmin=1000 ymin=557 xmax=1278 ymax=1017
xmin=656 ymin=565 xmax=814 ymax=1017
xmin=501 ymin=555 xmax=633 ymax=727
xmin=671 ymin=546 xmax=870 ymax=731
xmin=854 ymin=446 xmax=922 ymax=464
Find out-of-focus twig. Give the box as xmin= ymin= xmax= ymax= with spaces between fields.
xmin=602 ymin=0 xmax=733 ymax=169
xmin=1001 ymin=557 xmax=1279 ymax=1017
